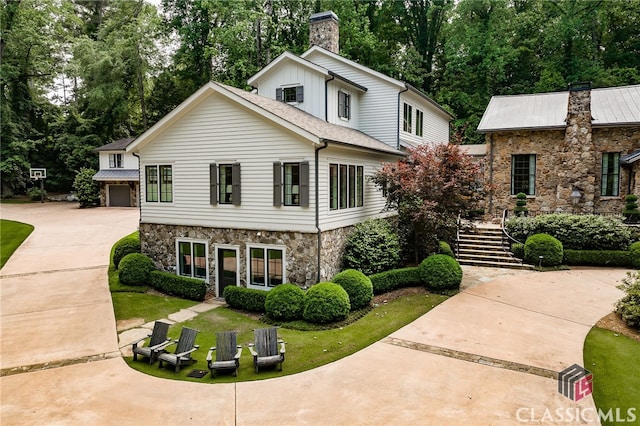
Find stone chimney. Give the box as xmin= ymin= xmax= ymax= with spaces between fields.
xmin=309 ymin=11 xmax=339 ymax=54
xmin=561 ymin=81 xmax=595 ymax=212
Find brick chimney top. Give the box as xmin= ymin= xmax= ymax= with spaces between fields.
xmin=309 ymin=11 xmax=339 ymax=54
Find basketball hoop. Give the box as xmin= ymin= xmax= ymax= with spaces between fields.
xmin=29 ymin=168 xmax=47 ymax=202
xmin=30 ymin=168 xmax=47 ymax=180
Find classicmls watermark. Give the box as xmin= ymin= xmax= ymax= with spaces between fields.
xmin=515 ymin=364 xmax=637 ymax=423
xmin=558 ymin=364 xmax=592 ymax=401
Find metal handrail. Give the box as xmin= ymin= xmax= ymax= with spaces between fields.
xmin=501 ymin=209 xmax=524 ymax=247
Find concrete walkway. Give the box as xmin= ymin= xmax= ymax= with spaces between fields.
xmin=0 ymin=203 xmax=631 ymax=425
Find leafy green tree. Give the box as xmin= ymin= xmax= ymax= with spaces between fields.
xmin=72 ymin=167 xmax=99 ymax=207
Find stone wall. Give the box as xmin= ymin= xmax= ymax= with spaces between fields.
xmin=140 ymin=223 xmax=353 ymax=296
xmin=486 ymin=126 xmax=640 ymax=217
xmin=309 ymin=12 xmax=339 ymax=54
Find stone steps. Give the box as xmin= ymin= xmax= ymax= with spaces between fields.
xmin=457 ymin=226 xmax=534 ymax=270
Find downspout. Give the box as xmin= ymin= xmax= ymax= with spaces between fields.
xmin=315 ymin=140 xmax=329 ymax=283
xmin=325 ymin=73 xmax=335 ymax=121
xmin=132 ymin=152 xmax=142 ymax=222
xmin=397 ymin=85 xmax=409 ymax=149
xmin=488 ymin=134 xmax=495 ymax=217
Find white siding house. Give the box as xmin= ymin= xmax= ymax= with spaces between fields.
xmin=130 ymin=11 xmax=453 ymax=296
xmin=93 ymin=138 xmax=139 ymax=207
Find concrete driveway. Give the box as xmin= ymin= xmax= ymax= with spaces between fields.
xmin=0 ymin=203 xmax=631 ymax=425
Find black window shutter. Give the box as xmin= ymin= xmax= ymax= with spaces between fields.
xmin=296 ymin=86 xmax=304 ymax=103
xmin=345 ymin=94 xmax=350 ymax=119
xmin=276 ymin=88 xmax=283 ymax=102
xmin=209 ymin=163 xmax=217 ymax=205
xmin=338 ymin=92 xmax=344 ymax=117
xmin=273 ymin=162 xmax=282 ymax=206
xmin=232 ymin=162 xmax=241 ymax=205
xmin=300 ymin=161 xmax=310 ymax=207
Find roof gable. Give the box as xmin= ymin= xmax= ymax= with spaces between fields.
xmin=247 ymin=51 xmax=329 ymax=87
xmin=128 ymin=81 xmax=402 ymax=157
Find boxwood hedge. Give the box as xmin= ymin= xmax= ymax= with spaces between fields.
xmin=223 ymin=286 xmax=266 ymax=313
xmin=150 ymin=270 xmax=207 ymax=301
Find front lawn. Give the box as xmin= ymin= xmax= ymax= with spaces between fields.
xmin=0 ymin=219 xmax=34 ymax=268
xmin=583 ymin=327 xmax=640 ymax=425
xmin=112 ymin=292 xmax=198 ymax=323
xmin=125 ymin=290 xmax=448 ymax=383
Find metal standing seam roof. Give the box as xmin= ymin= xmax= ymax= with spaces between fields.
xmin=92 ymin=169 xmax=139 ymax=181
xmin=218 ymin=82 xmax=403 ymax=156
xmin=477 ymin=85 xmax=640 ymax=133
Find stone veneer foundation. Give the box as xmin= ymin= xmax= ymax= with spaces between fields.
xmin=140 ymin=223 xmax=352 ymax=296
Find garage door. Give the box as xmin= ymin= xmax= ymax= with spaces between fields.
xmin=108 ymin=185 xmax=131 ymax=207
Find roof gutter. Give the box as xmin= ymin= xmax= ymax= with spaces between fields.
xmin=315 ymin=140 xmax=329 ymax=283
xmin=397 ymin=86 xmax=409 ymax=150
xmin=132 ymin=152 xmax=142 ymax=227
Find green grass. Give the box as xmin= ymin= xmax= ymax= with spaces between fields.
xmin=584 ymin=327 xmax=640 ymax=425
xmin=126 ymin=291 xmax=448 ymax=383
xmin=112 ymin=292 xmax=198 ymax=322
xmin=0 ymin=219 xmax=34 ymax=268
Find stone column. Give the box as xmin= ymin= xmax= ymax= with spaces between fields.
xmin=560 ymin=82 xmax=595 ymax=213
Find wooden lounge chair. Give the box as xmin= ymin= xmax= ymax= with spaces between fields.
xmin=157 ymin=327 xmax=199 ymax=373
xmin=206 ymin=331 xmax=242 ymax=377
xmin=131 ymin=321 xmax=172 ymax=364
xmin=248 ymin=327 xmax=285 ymax=373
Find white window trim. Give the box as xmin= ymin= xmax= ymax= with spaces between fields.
xmin=245 ymin=243 xmax=286 ymax=291
xmin=214 ymin=244 xmax=240 ymax=294
xmin=109 ymin=153 xmax=123 ymax=169
xmin=402 ymin=102 xmax=413 ymax=134
xmin=328 ymin=161 xmax=366 ymax=213
xmin=175 ymin=238 xmax=209 ymax=283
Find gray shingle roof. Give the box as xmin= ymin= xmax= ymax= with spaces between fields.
xmin=95 ymin=138 xmax=136 ymax=151
xmin=218 ymin=82 xmax=403 ymax=156
xmin=92 ymin=169 xmax=139 ymax=181
xmin=477 ymin=85 xmax=640 ymax=133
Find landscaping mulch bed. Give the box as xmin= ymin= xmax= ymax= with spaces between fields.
xmin=596 ymin=312 xmax=640 ymax=343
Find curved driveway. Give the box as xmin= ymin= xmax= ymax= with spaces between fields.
xmin=0 ymin=203 xmax=630 ymax=425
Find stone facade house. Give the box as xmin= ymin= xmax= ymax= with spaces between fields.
xmin=92 ymin=138 xmax=139 ymax=207
xmin=126 ymin=11 xmax=453 ymax=296
xmin=477 ymin=83 xmax=640 ymax=218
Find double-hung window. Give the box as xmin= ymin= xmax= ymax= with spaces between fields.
xmin=109 ymin=153 xmax=123 ymax=168
xmin=273 ymin=161 xmax=309 ymax=207
xmin=248 ymin=246 xmax=284 ymax=289
xmin=276 ymin=86 xmax=304 ymax=103
xmin=601 ymin=153 xmax=620 ymax=196
xmin=403 ymin=103 xmax=412 ymax=132
xmin=338 ymin=90 xmax=351 ymax=120
xmin=415 ymin=109 xmax=424 ymax=137
xmin=145 ymin=165 xmax=172 ymax=202
xmin=511 ymin=155 xmax=536 ymax=196
xmin=209 ymin=163 xmax=241 ymax=205
xmin=329 ymin=163 xmax=364 ymax=210
xmin=177 ymin=240 xmax=207 ymax=280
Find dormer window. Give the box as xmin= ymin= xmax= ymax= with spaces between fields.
xmin=338 ymin=90 xmax=351 ymax=120
xmin=276 ymin=86 xmax=304 ymax=103
xmin=109 ymin=153 xmax=123 ymax=168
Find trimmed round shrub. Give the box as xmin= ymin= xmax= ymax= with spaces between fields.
xmin=332 ymin=269 xmax=373 ymax=310
xmin=265 ymin=284 xmax=305 ymax=320
xmin=616 ymin=272 xmax=640 ymax=328
xmin=303 ymin=282 xmax=350 ymax=324
xmin=524 ymin=233 xmax=563 ymax=266
xmin=630 ymin=241 xmax=640 ymax=269
xmin=113 ymin=236 xmax=141 ymax=268
xmin=438 ymin=241 xmax=455 ymax=258
xmin=419 ymin=254 xmax=463 ymax=291
xmin=118 ymin=253 xmax=156 ymax=286
xmin=342 ymin=218 xmax=401 ymax=275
